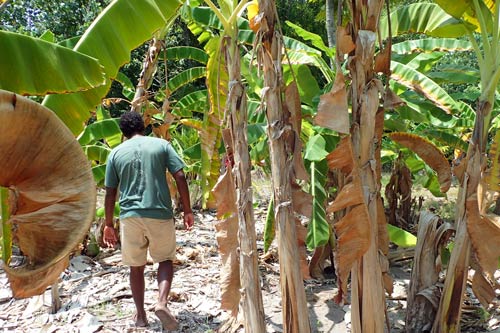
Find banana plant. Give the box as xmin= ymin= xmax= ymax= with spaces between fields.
xmin=183 ymin=1 xmax=267 ymax=331
xmin=429 ymin=1 xmax=500 ymax=332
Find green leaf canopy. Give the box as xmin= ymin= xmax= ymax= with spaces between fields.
xmin=42 ymin=0 xmax=184 ymax=135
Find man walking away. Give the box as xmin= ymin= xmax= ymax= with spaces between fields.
xmin=103 ymin=111 xmax=194 ymax=330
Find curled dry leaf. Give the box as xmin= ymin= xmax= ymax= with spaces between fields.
xmin=0 ymin=89 xmax=96 ymax=298
xmin=314 ymin=66 xmax=350 ymax=135
xmin=465 ymin=199 xmax=500 ymax=307
xmin=334 ymin=205 xmax=371 ymax=302
xmin=326 ymin=136 xmax=373 ymax=302
xmin=326 ymin=136 xmax=355 ymax=175
xmin=389 ymin=132 xmax=452 ymax=193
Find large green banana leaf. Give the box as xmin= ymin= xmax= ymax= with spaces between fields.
xmin=392 ymin=38 xmax=472 ymax=54
xmin=0 ymin=31 xmax=105 ymax=96
xmin=391 ymin=60 xmax=461 ymax=114
xmin=42 ymin=0 xmax=184 ymax=135
xmin=380 ymin=3 xmax=469 ymax=40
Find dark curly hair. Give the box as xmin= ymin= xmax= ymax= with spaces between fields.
xmin=119 ymin=111 xmax=145 ymax=138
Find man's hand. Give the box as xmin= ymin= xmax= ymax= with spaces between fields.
xmin=183 ymin=212 xmax=194 ymax=231
xmin=103 ymin=225 xmax=118 ymax=248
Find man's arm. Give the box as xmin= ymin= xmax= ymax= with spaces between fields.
xmin=103 ymin=186 xmax=119 ymax=248
xmin=172 ymin=169 xmax=194 ymax=230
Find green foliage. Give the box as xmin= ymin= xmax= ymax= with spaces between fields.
xmin=1 ymin=187 xmax=12 ymax=265
xmin=42 ymin=0 xmax=185 ymax=135
xmin=306 ymin=160 xmax=330 ymax=250
xmin=0 ymin=31 xmax=105 ymax=96
xmin=387 ymin=224 xmax=418 ymax=247
xmin=263 ymin=197 xmax=275 ymax=253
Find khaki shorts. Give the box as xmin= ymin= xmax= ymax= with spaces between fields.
xmin=120 ymin=217 xmax=176 ymax=266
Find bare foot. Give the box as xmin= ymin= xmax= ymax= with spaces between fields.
xmin=134 ymin=312 xmax=149 ymax=327
xmin=154 ymin=303 xmax=178 ymax=331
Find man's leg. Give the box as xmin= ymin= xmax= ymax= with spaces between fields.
xmin=155 ymin=260 xmax=178 ymax=330
xmin=157 ymin=260 xmax=173 ymax=305
xmin=130 ymin=265 xmax=148 ymax=327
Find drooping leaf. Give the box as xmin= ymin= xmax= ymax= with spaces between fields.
xmin=42 ymin=0 xmax=184 ymax=135
xmin=389 ymin=132 xmax=452 ymax=193
xmin=212 ymin=167 xmax=240 ymax=315
xmin=0 ymin=90 xmax=95 ymax=298
xmin=78 ymin=118 xmax=122 ymax=148
xmin=285 ymin=20 xmax=334 ymax=58
xmin=391 ymin=60 xmax=461 ymax=114
xmin=200 ymin=36 xmax=225 ymax=209
xmin=466 ymin=199 xmax=500 ymax=306
xmin=314 ymin=66 xmax=350 ymax=134
xmin=0 ymin=31 xmax=105 ymax=96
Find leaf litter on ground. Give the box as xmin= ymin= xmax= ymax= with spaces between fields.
xmin=0 ymin=208 xmax=498 ymax=332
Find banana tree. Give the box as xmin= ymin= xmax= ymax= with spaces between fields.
xmin=254 ymin=0 xmax=313 ymax=331
xmin=313 ymin=0 xmax=394 ymax=331
xmin=429 ymin=1 xmax=500 ymax=332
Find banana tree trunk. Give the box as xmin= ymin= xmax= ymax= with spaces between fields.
xmin=347 ymin=1 xmax=387 ymax=332
xmin=130 ymin=37 xmax=164 ymax=113
xmin=224 ymin=32 xmax=266 ymax=332
xmin=257 ymin=1 xmax=311 ymax=332
xmin=433 ymin=101 xmax=491 ymax=333
xmin=325 ymin=0 xmax=336 ymax=67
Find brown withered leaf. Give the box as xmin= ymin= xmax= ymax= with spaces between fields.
xmin=336 ymin=26 xmax=356 ymax=55
xmin=295 ymin=218 xmax=312 ymax=280
xmin=374 ymin=44 xmax=391 ymax=74
xmin=314 ymin=66 xmax=350 ymax=134
xmin=292 ymin=183 xmax=312 ymax=217
xmin=326 ymin=136 xmax=355 ymax=175
xmin=466 ymin=199 xmax=500 ymax=283
xmin=327 ymin=177 xmax=364 ymax=214
xmin=471 ymin=272 xmax=496 ymax=307
xmin=212 ymin=169 xmax=240 ymax=315
xmin=0 ymin=90 xmax=96 ymax=298
xmin=285 ymin=82 xmax=301 ymax=135
xmin=383 ymin=87 xmax=406 ymax=110
xmin=389 ymin=132 xmax=451 ymax=193
xmin=334 ymin=204 xmax=371 ymax=301
xmin=285 ymin=82 xmax=308 ymax=182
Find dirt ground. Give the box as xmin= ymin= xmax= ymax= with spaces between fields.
xmin=1 ymin=207 xmax=499 ymax=333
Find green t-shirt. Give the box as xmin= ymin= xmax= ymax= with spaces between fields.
xmin=105 ymin=136 xmax=186 ymax=220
